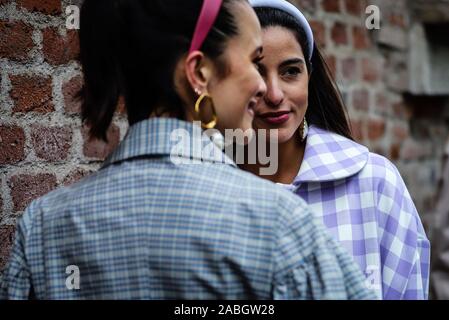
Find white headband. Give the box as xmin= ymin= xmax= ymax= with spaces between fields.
xmin=249 ymin=0 xmax=314 ymax=61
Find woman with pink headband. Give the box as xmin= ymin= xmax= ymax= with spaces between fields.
xmin=0 ymin=0 xmax=375 ymax=299
xmin=240 ymin=0 xmax=430 ymax=300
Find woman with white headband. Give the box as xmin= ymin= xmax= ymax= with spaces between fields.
xmin=241 ymin=0 xmax=430 ymax=300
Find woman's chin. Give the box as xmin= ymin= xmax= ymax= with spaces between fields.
xmin=277 ymin=129 xmax=297 ymax=144
xmin=253 ymin=126 xmax=297 ymax=145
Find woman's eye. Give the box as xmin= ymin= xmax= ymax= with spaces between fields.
xmin=283 ymin=67 xmax=301 ymax=77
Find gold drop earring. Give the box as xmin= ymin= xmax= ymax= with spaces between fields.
xmin=299 ymin=118 xmax=309 ymax=142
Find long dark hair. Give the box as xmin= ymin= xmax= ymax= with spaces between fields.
xmin=255 ymin=8 xmax=354 ymax=140
xmin=79 ymin=0 xmax=242 ymax=141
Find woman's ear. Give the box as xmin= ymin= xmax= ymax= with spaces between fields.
xmin=184 ymin=51 xmax=212 ymax=94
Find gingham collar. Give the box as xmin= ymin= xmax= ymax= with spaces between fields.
xmin=292 ymin=125 xmax=369 ymax=184
xmin=102 ymin=118 xmax=237 ymax=168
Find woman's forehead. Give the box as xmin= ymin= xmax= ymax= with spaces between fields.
xmin=226 ymin=6 xmax=263 ymax=54
xmin=234 ymin=2 xmax=263 ymax=40
xmin=262 ymin=27 xmax=305 ymax=58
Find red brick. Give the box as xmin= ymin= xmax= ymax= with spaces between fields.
xmin=62 ymin=168 xmax=93 ymax=186
xmin=393 ymin=101 xmax=411 ymax=119
xmin=341 ymin=57 xmax=357 ymax=81
xmin=389 ymin=13 xmax=406 ymax=29
xmin=17 ymin=0 xmax=62 ymax=15
xmin=82 ymin=124 xmax=120 ymax=160
xmin=390 ymin=143 xmax=401 ymax=161
xmin=344 ymin=0 xmax=362 ymax=16
xmin=309 ymin=20 xmax=326 ymax=48
xmin=352 ymin=88 xmax=369 ymax=111
xmin=31 ymin=126 xmax=72 ymax=162
xmin=42 ymin=28 xmax=79 ymax=65
xmin=353 ymin=26 xmax=371 ymax=49
xmin=0 ymin=21 xmax=34 ymax=62
xmin=331 ymin=22 xmax=348 ymax=46
xmin=374 ymin=93 xmax=389 ymax=116
xmin=10 ymin=74 xmax=54 ymax=113
xmin=367 ymin=118 xmax=385 ymax=141
xmin=0 ymin=225 xmax=16 ymax=272
xmin=293 ymin=0 xmax=317 ymax=13
xmin=322 ymin=0 xmax=341 ymax=12
xmin=0 ymin=125 xmax=26 ymax=165
xmin=362 ymin=57 xmax=382 ymax=83
xmin=392 ymin=124 xmax=409 ymax=142
xmin=8 ymin=173 xmax=57 ymax=212
xmin=63 ymin=75 xmax=83 ymax=114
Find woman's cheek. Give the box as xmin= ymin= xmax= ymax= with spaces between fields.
xmin=248 ymin=68 xmax=263 ymax=93
xmin=292 ymin=83 xmax=309 ymax=110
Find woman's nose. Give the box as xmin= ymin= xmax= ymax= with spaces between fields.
xmin=264 ymin=78 xmax=284 ymax=107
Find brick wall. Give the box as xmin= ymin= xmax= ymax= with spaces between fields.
xmin=1 ymin=0 xmax=448 ymax=272
xmin=0 ymin=0 xmax=128 ymax=270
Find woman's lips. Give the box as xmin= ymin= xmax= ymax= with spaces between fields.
xmin=258 ymin=111 xmax=291 ymax=125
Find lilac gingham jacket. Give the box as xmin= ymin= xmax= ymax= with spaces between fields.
xmin=278 ymin=125 xmax=430 ymax=300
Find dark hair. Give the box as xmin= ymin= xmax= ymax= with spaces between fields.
xmin=79 ymin=0 xmax=242 ymax=141
xmin=255 ymin=8 xmax=354 ymax=140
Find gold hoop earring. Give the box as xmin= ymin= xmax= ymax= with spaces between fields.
xmin=195 ymin=93 xmax=218 ymax=129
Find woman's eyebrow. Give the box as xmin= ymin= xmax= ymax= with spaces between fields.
xmin=279 ymin=58 xmax=305 ymax=68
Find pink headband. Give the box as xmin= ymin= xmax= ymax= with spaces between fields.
xmin=189 ymin=0 xmax=223 ymax=53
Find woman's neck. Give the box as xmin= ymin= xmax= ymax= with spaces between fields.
xmin=240 ymin=131 xmax=306 ymax=185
